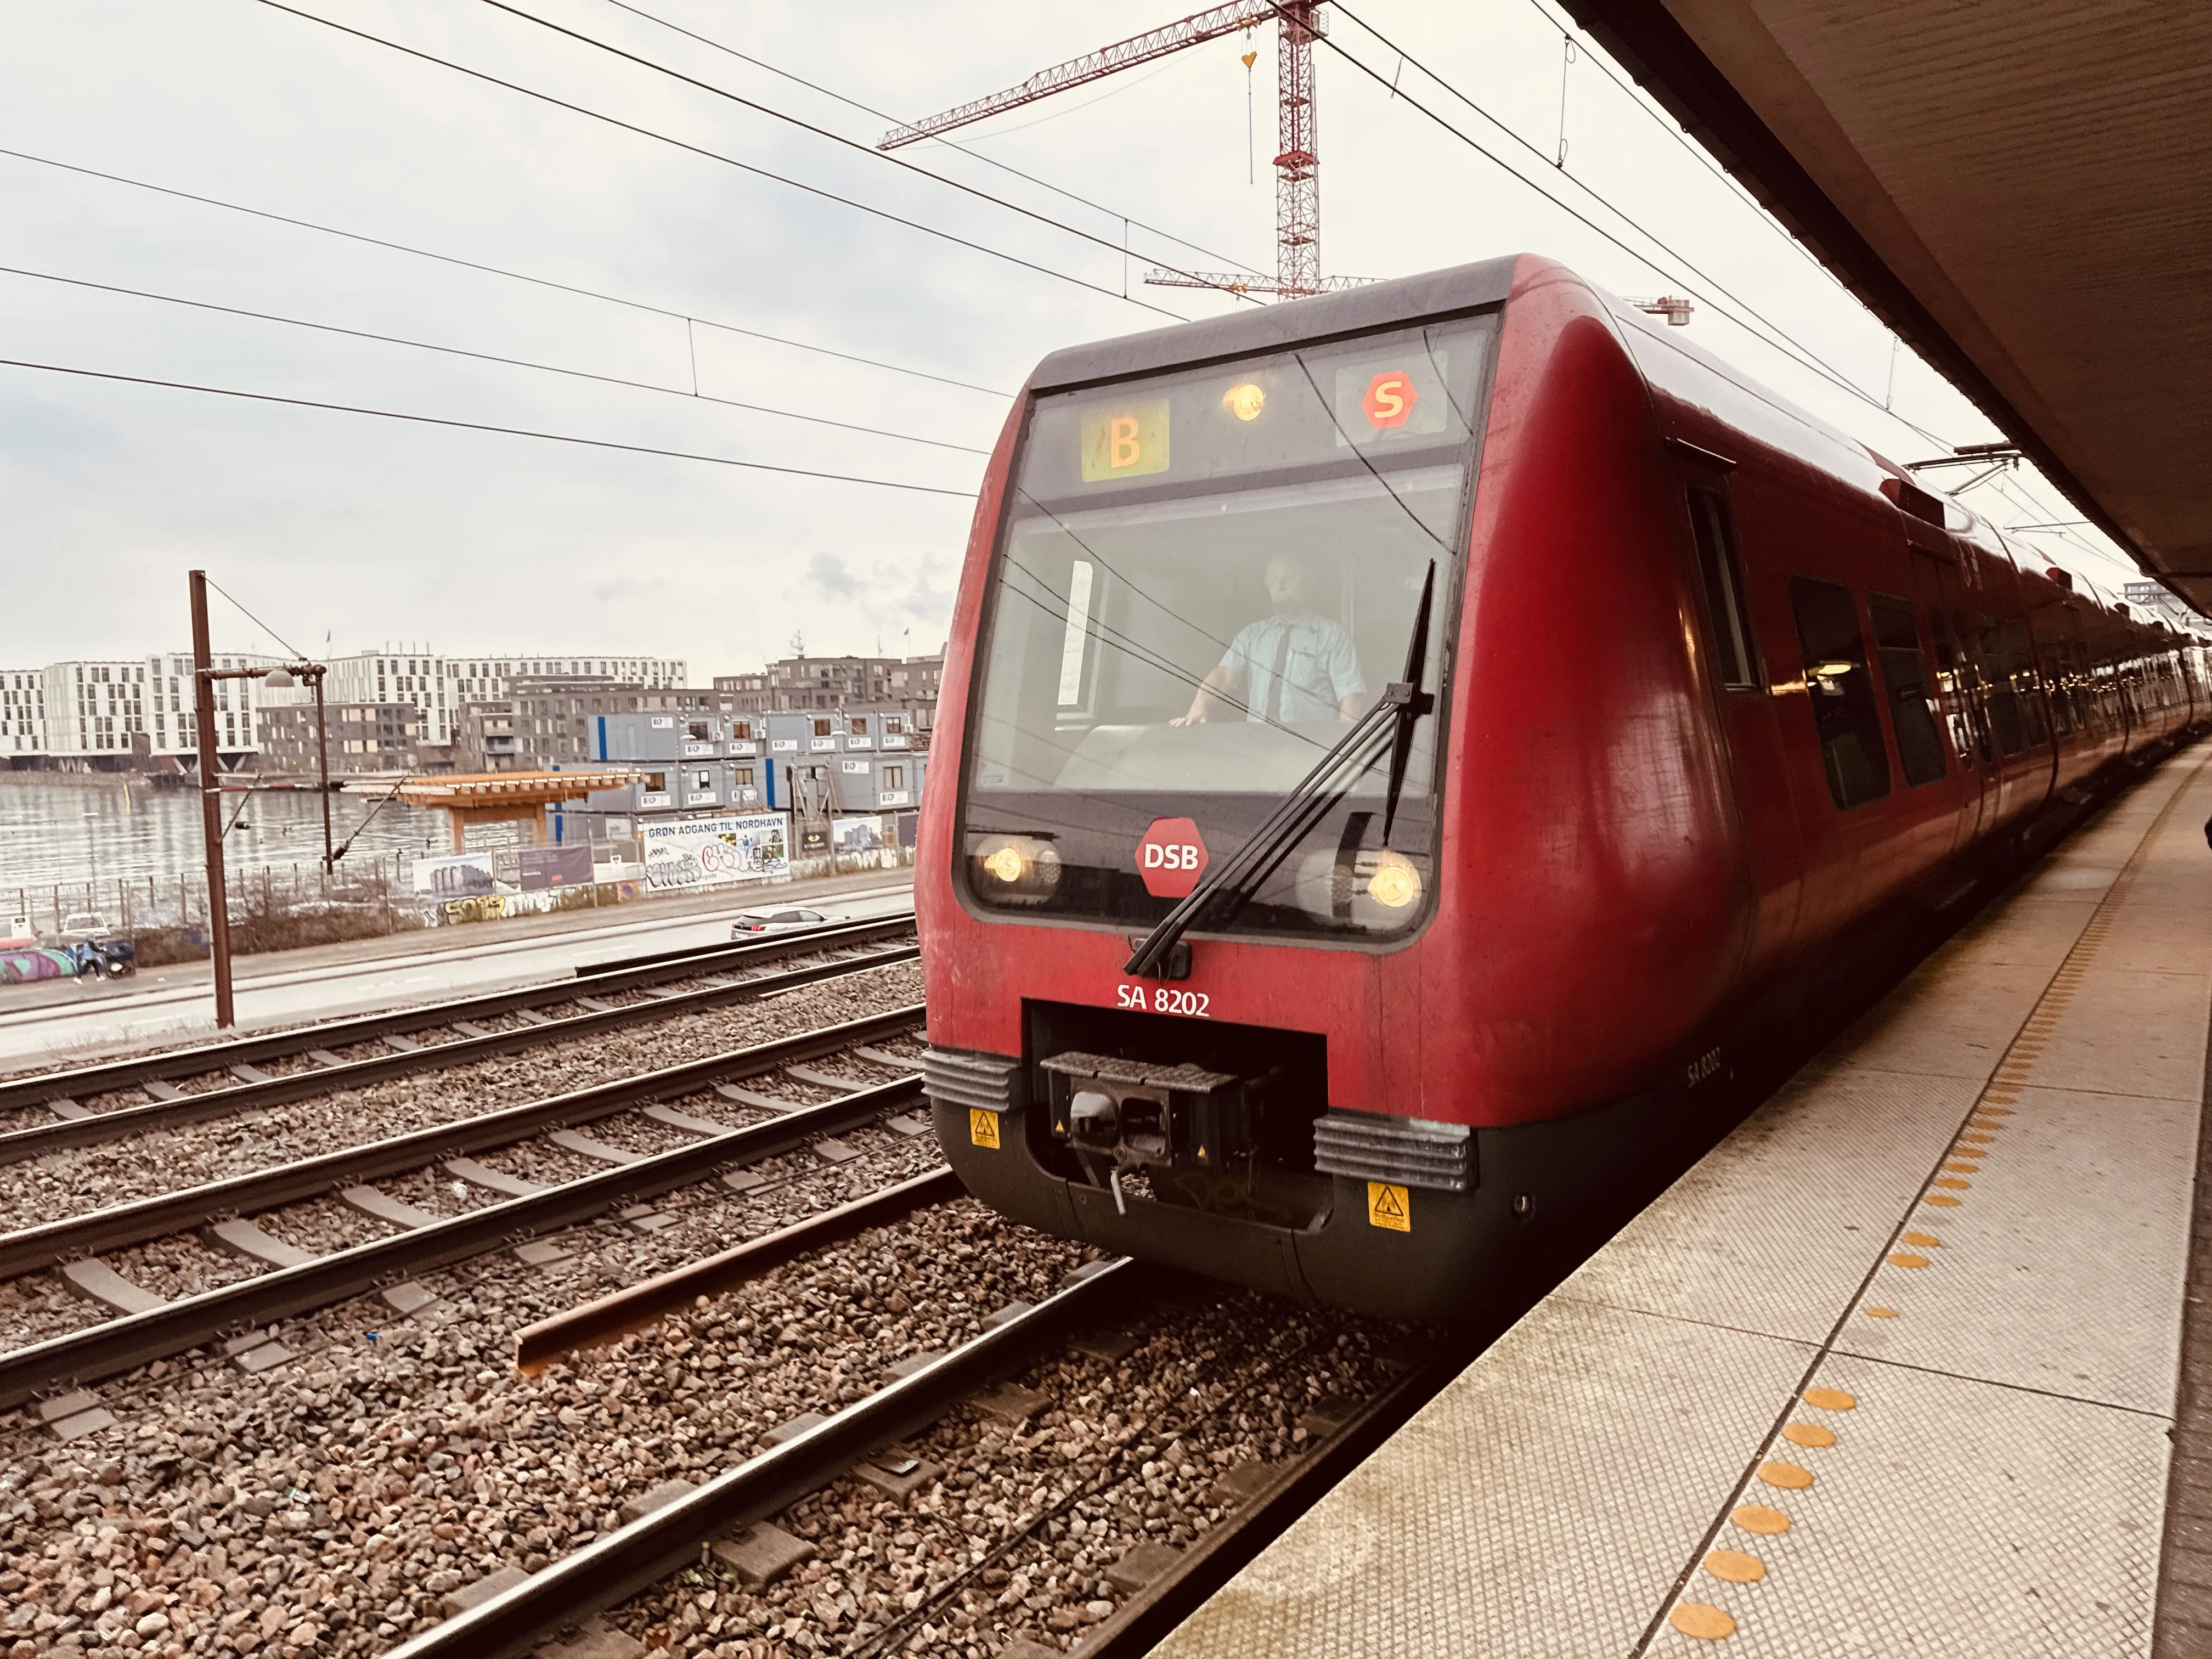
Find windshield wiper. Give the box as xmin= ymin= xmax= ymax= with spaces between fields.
xmin=1124 ymin=562 xmax=1437 ymax=979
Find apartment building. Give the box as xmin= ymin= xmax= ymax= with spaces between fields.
xmin=453 ymin=678 xmax=736 ymax=772
xmin=263 ymin=651 xmax=690 ymax=764
xmin=714 ymin=653 xmax=942 ymax=714
xmin=3 ymin=654 xmax=278 ymax=768
xmin=0 ymin=672 xmax=44 ymax=758
xmin=259 ymin=702 xmax=424 ymax=776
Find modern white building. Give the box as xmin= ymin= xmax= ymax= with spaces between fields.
xmin=447 ymin=656 xmax=687 ymax=707
xmin=5 ymin=646 xmax=690 ymax=769
xmin=4 ymin=654 xmax=279 ymax=768
xmin=275 ymin=652 xmax=689 ymax=752
xmin=0 ymin=672 xmax=44 ymax=758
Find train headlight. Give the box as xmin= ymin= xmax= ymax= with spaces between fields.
xmin=971 ymin=835 xmax=1062 ymax=902
xmin=1222 ymin=382 xmax=1266 ymax=422
xmin=1366 ymin=851 xmax=1422 ymax=909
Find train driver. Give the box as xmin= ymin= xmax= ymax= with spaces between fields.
xmin=1172 ymin=555 xmax=1367 ymax=727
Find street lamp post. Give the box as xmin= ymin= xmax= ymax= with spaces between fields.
xmin=188 ymin=569 xmax=330 ymax=1030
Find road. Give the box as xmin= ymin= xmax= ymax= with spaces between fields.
xmin=0 ymin=876 xmax=917 ymax=1070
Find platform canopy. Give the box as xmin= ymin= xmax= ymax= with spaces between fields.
xmin=1559 ymin=1 xmax=2212 ymax=611
xmin=393 ymin=770 xmax=633 ymax=808
xmin=396 ymin=770 xmax=634 ymax=852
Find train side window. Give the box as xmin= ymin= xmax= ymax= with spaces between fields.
xmin=1867 ymin=592 xmax=1947 ymax=786
xmin=1976 ymin=616 xmax=2026 ymax=755
xmin=2042 ymin=637 xmax=2076 ymax=736
xmin=1790 ymin=577 xmax=1892 ymax=810
xmin=1686 ymin=486 xmax=1760 ymax=690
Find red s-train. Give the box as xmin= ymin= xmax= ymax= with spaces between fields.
xmin=915 ymin=253 xmax=2204 ymax=1321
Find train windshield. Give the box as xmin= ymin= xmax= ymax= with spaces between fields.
xmin=962 ymin=313 xmax=1496 ymax=941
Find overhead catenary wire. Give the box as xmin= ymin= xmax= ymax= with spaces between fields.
xmin=464 ymin=0 xmax=1265 ymax=306
xmin=253 ymin=0 xmax=1194 ymax=320
xmin=1499 ymin=0 xmax=1850 ymax=294
xmin=1324 ymin=0 xmax=2149 ymax=596
xmin=595 ymin=0 xmax=1270 ymax=280
xmin=1297 ymin=2 xmax=1954 ymax=453
xmin=1312 ymin=8 xmax=2144 ymax=590
xmin=0 ymin=146 xmax=1011 ymax=399
xmin=0 ymin=263 xmax=993 ymax=455
xmin=0 ymin=357 xmax=977 ymax=496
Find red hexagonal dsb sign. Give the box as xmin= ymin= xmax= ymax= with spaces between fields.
xmin=1135 ymin=817 xmax=1208 ymax=899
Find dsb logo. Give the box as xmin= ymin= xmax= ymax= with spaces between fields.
xmin=1135 ymin=817 xmax=1208 ymax=898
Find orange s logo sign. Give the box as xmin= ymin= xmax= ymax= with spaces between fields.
xmin=1109 ymin=415 xmax=1141 ymax=469
xmin=1362 ymin=370 xmax=1418 ymax=430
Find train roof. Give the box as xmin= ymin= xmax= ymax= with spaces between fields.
xmin=1029 ymin=256 xmax=1517 ymax=394
xmin=1025 ymin=253 xmax=2178 ymax=634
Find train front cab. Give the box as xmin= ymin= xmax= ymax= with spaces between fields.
xmin=917 ymin=256 xmax=1767 ymax=1325
xmin=917 ymin=252 xmax=2209 ymax=1326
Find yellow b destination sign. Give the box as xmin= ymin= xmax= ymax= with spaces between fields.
xmin=1080 ymin=399 xmax=1169 ymax=481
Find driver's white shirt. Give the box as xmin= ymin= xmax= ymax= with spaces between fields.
xmin=1217 ymin=612 xmax=1366 ymax=724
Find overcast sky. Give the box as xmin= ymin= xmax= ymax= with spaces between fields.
xmin=0 ymin=0 xmax=2143 ymax=679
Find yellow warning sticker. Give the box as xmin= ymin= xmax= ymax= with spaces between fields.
xmin=969 ymin=1108 xmax=1001 ymax=1150
xmin=1367 ymin=1181 xmax=1409 ymax=1232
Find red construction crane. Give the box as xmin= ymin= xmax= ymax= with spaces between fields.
xmin=879 ymin=2 xmax=1367 ymax=300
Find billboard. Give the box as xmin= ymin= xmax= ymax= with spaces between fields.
xmin=832 ymin=814 xmax=895 ymax=854
xmin=413 ymin=853 xmax=497 ymax=898
xmin=642 ymin=813 xmax=789 ymax=891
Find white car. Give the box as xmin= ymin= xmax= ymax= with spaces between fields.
xmin=730 ymin=907 xmax=842 ymax=939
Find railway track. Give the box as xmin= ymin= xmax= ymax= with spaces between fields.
xmin=0 ymin=1121 xmax=1431 ymax=1658
xmin=380 ymin=1233 xmax=1452 ymax=1659
xmin=0 ymin=913 xmax=916 ymax=1164
xmin=0 ymin=1006 xmax=926 ymax=1410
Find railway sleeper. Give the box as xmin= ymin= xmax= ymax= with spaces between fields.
xmin=380 ymin=1261 xmax=1140 ymax=1659
xmin=0 ymin=943 xmax=921 ymax=1167
xmin=0 ymin=912 xmax=917 ymax=1116
xmin=0 ymin=1071 xmax=926 ymax=1410
xmin=0 ymin=1003 xmax=922 ymax=1280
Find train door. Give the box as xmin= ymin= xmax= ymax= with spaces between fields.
xmin=1678 ymin=458 xmax=1802 ymax=981
xmin=1909 ymin=549 xmax=1987 ymax=850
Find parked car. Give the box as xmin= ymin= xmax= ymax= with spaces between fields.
xmin=55 ymin=912 xmax=110 ymax=945
xmin=730 ymin=907 xmax=842 ymax=939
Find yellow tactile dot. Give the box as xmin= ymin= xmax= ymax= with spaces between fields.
xmin=1670 ymin=1604 xmax=1736 ymax=1640
xmin=1888 ymin=1252 xmax=1929 ymax=1268
xmin=1960 ymin=1130 xmax=1996 ymax=1141
xmin=1865 ymin=1305 xmax=1899 ymax=1318
xmin=1705 ymin=1550 xmax=1767 ymax=1584
xmin=1782 ymin=1423 xmax=1837 ymax=1448
xmin=1804 ymin=1387 xmax=1855 ymax=1410
xmin=1733 ymin=1503 xmax=1791 ymax=1534
xmin=1759 ymin=1461 xmax=1815 ymax=1489
xmin=1923 ymin=1194 xmax=1961 ymax=1207
xmin=1941 ymin=1163 xmax=1978 ymax=1174
xmin=1978 ymin=1105 xmax=2016 ymax=1115
xmin=1901 ymin=1232 xmax=1942 ymax=1247
xmin=1932 ymin=1176 xmax=1971 ymax=1189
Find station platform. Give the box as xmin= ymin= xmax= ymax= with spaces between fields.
xmin=1158 ymin=743 xmax=2212 ymax=1658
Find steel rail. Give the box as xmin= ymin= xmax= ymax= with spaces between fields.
xmin=0 ymin=1068 xmax=928 ymax=1410
xmin=0 ymin=939 xmax=918 ymax=1167
xmin=511 ymin=1166 xmax=962 ymax=1372
xmin=1075 ymin=1339 xmax=1465 ymax=1655
xmin=0 ymin=1005 xmax=923 ymax=1281
xmin=571 ymin=913 xmax=909 ymax=979
xmin=385 ymin=1259 xmax=1137 ymax=1659
xmin=0 ymin=911 xmax=915 ymax=1115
